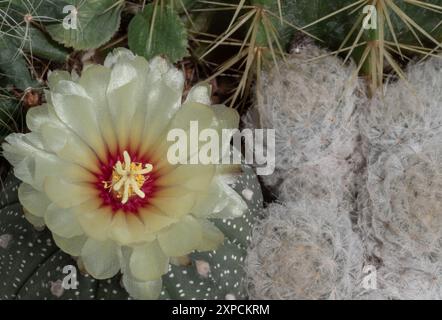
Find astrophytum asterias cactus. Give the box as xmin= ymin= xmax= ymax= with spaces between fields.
xmin=1 ymin=48 xmax=262 ymax=299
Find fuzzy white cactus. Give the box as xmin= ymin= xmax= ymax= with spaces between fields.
xmin=245 ymin=201 xmax=364 ymax=300
xmin=360 ymin=56 xmax=442 ymax=163
xmin=244 ymin=43 xmax=363 ymax=190
xmin=244 ymin=44 xmax=366 ymax=300
xmin=357 ymin=56 xmax=442 ymax=300
xmin=277 ymin=161 xmax=358 ymax=211
xmin=355 ymin=255 xmax=442 ymax=300
xmin=360 ymin=56 xmax=442 ymax=256
xmin=366 ymin=138 xmax=442 ymax=256
xmin=244 ymin=42 xmax=441 ymax=300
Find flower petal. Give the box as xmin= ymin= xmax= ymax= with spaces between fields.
xmin=75 ymin=201 xmax=113 ymax=242
xmin=108 ymin=211 xmax=134 ymax=245
xmin=103 ymin=47 xmax=136 ymax=68
xmin=170 ymin=101 xmax=216 ymax=132
xmin=78 ymin=65 xmax=118 ymax=155
xmin=18 ymin=183 xmax=50 ymax=218
xmin=79 ymin=65 xmax=111 ymax=103
xmin=210 ymin=179 xmax=248 ymax=219
xmin=129 ymin=56 xmax=185 ymax=152
xmin=137 ymin=83 xmax=183 ymax=156
xmin=192 ymin=176 xmax=247 ymax=219
xmin=196 ymin=219 xmax=224 ymax=251
xmin=148 ymin=101 xmax=217 ymax=165
xmin=122 ymin=273 xmax=162 ymax=300
xmin=80 ymin=238 xmax=120 ymax=279
xmin=40 ymin=122 xmax=99 ymax=173
xmin=211 ymin=104 xmax=240 ymax=129
xmin=158 ymin=215 xmax=202 ymax=257
xmin=129 ymin=241 xmax=169 ymax=281
xmin=105 ymin=54 xmax=160 ymax=150
xmin=26 ymin=104 xmax=52 ymax=132
xmin=126 ymin=213 xmax=155 ymax=243
xmin=23 ymin=210 xmax=45 ymax=229
xmin=149 ymin=187 xmax=196 ymax=218
xmin=50 ymin=80 xmax=107 ymax=162
xmin=108 ymin=211 xmax=155 ymax=245
xmin=2 ymin=133 xmax=92 ymax=190
xmin=44 ymin=176 xmax=94 ymax=209
xmin=44 ymin=203 xmax=84 ymax=238
xmin=185 ymin=83 xmax=211 ymax=105
xmin=47 ymin=70 xmax=71 ymax=89
xmin=53 ymin=233 xmax=87 ymax=256
xmin=156 ymin=163 xmax=215 ymax=191
xmin=138 ymin=208 xmax=177 ymax=234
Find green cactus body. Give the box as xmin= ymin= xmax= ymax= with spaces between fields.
xmin=281 ymin=0 xmax=441 ymax=49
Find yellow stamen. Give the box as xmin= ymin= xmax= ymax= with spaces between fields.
xmin=103 ymin=151 xmax=153 ymax=204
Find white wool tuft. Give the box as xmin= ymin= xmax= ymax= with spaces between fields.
xmin=245 ymin=201 xmax=364 ymax=300
xmin=245 ymin=44 xmax=442 ymax=300
xmin=244 ymin=44 xmax=363 ymax=191
xmin=360 ymin=56 xmax=442 ymax=163
xmin=357 ymin=56 xmax=442 ymax=300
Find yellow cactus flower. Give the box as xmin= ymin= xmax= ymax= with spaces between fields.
xmin=2 ymin=48 xmax=247 ymax=299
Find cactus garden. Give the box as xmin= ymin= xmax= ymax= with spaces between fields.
xmin=0 ymin=0 xmax=441 ymax=301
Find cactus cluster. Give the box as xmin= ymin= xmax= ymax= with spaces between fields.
xmin=245 ymin=43 xmax=442 ymax=300
xmin=356 ymin=56 xmax=442 ymax=299
xmin=281 ymin=0 xmax=441 ymax=94
xmin=246 ymin=200 xmax=364 ymax=300
xmin=244 ymin=43 xmax=367 ymax=299
xmin=244 ymin=42 xmax=364 ymax=198
xmin=0 ymin=0 xmax=440 ymax=301
xmin=1 ymin=0 xmax=440 ymax=141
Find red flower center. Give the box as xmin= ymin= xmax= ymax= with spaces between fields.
xmin=95 ymin=150 xmax=158 ymax=214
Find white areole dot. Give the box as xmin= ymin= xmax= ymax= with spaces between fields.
xmin=0 ymin=234 xmax=12 ymax=249
xmin=195 ymin=260 xmax=211 ymax=278
xmin=241 ymin=188 xmax=254 ymax=201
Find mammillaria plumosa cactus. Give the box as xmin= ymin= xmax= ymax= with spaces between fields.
xmin=366 ymin=138 xmax=442 ymax=257
xmin=357 ymin=56 xmax=442 ymax=300
xmin=245 ymin=43 xmax=363 ymax=190
xmin=245 ymin=200 xmax=364 ymax=300
xmin=360 ymin=56 xmax=442 ymax=255
xmin=360 ymin=56 xmax=442 ymax=160
xmin=0 ymin=48 xmax=263 ymax=300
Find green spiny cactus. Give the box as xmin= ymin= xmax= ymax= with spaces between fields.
xmin=0 ymin=92 xmax=20 ymax=142
xmin=0 ymin=165 xmax=262 ymax=300
xmin=198 ymin=0 xmax=307 ymax=108
xmin=45 ymin=0 xmax=124 ymax=50
xmin=279 ymin=0 xmax=441 ymax=94
xmin=0 ymin=41 xmax=37 ymax=90
xmin=128 ymin=2 xmax=189 ymax=63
